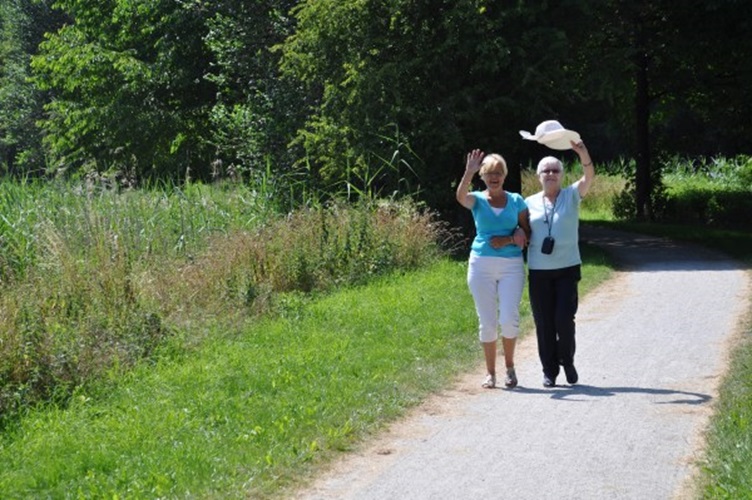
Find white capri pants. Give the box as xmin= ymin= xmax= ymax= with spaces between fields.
xmin=467 ymin=254 xmax=525 ymax=343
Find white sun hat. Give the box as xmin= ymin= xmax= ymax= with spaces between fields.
xmin=519 ymin=120 xmax=581 ymax=150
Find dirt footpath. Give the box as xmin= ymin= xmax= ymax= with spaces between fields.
xmin=294 ymin=226 xmax=751 ymax=500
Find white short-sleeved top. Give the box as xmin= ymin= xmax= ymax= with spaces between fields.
xmin=525 ymin=184 xmax=581 ymax=270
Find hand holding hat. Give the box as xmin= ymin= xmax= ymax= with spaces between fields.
xmin=519 ymin=120 xmax=581 ymax=150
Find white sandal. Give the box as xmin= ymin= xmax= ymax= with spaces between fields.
xmin=481 ymin=374 xmax=496 ymax=389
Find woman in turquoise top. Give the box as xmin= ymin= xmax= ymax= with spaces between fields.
xmin=456 ymin=149 xmax=531 ymax=389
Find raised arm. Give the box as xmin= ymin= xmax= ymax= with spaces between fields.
xmin=456 ymin=149 xmax=483 ymax=209
xmin=570 ymin=140 xmax=595 ymax=198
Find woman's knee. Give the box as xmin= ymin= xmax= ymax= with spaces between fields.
xmin=479 ymin=326 xmax=498 ymax=343
xmin=499 ymin=321 xmax=519 ymax=339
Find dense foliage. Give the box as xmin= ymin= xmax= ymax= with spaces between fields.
xmin=0 ymin=0 xmax=66 ymax=175
xmin=30 ymin=0 xmax=217 ymax=182
xmin=2 ymin=1 xmax=751 ymax=215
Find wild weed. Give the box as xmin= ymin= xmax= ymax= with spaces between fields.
xmin=0 ymin=179 xmax=448 ymax=425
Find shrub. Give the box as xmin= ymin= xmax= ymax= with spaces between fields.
xmin=144 ymin=198 xmax=452 ymax=320
xmin=0 ymin=225 xmax=167 ymax=426
xmin=662 ymin=155 xmax=752 ymax=229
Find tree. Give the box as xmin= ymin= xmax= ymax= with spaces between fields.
xmin=203 ymin=0 xmax=304 ymax=184
xmin=31 ymin=0 xmax=217 ymax=182
xmin=0 ymin=0 xmax=66 ymax=176
xmin=280 ymin=0 xmax=580 ymax=210
xmin=573 ymin=0 xmax=752 ymax=220
xmin=656 ymin=0 xmax=752 ymax=157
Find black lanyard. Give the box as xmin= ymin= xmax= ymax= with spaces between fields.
xmin=543 ymin=194 xmax=558 ymax=237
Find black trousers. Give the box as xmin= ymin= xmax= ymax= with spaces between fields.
xmin=528 ymin=265 xmax=581 ymax=380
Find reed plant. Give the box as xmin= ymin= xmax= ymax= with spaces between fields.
xmin=0 ymin=178 xmax=450 ymax=428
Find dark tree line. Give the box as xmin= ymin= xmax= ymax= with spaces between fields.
xmin=1 ymin=0 xmax=750 ymax=219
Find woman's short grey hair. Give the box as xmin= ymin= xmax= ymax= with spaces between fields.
xmin=536 ymin=156 xmax=564 ymax=174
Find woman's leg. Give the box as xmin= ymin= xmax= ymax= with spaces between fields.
xmin=497 ymin=257 xmax=525 ymax=370
xmin=529 ymin=269 xmax=559 ymax=383
xmin=554 ymin=265 xmax=581 ymax=372
xmin=482 ymin=340 xmax=497 ymax=377
xmin=468 ymin=256 xmax=500 ymax=384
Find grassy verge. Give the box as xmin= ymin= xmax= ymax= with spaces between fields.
xmin=698 ymin=310 xmax=752 ymax=498
xmin=0 ymin=248 xmax=612 ymax=498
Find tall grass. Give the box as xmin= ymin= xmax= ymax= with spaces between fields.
xmin=0 ymin=179 xmax=450 ymax=428
xmin=520 ymin=164 xmax=625 ymax=221
xmin=0 ymin=179 xmax=281 ymax=283
xmin=143 ymin=198 xmax=452 ymax=322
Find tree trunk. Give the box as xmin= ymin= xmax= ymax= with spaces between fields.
xmin=633 ymin=20 xmax=652 ymax=220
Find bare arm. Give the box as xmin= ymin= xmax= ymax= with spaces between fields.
xmin=456 ymin=149 xmax=483 ymax=209
xmin=514 ymin=209 xmax=531 ymax=247
xmin=570 ymin=140 xmax=595 ymax=198
xmin=491 ymin=208 xmax=530 ymax=249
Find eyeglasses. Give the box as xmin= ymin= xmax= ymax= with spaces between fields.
xmin=540 ymin=169 xmax=561 ymax=175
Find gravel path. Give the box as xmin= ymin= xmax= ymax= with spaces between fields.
xmin=295 ymin=227 xmax=750 ymax=500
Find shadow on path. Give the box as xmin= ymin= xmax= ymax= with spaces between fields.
xmin=511 ymin=384 xmax=711 ymax=405
xmin=581 ymin=224 xmax=747 ymax=272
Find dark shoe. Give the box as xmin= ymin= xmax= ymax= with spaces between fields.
xmin=564 ymin=365 xmax=578 ymax=385
xmin=504 ymin=368 xmax=518 ymax=389
xmin=543 ymin=375 xmax=555 ymax=387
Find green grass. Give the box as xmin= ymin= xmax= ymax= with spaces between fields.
xmin=0 ymin=250 xmax=612 ymax=499
xmin=0 ymin=261 xmax=478 ymax=498
xmin=698 ymin=311 xmax=752 ymax=499
xmin=0 ymin=158 xmax=749 ymax=498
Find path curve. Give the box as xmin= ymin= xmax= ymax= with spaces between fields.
xmin=294 ymin=226 xmax=750 ymax=500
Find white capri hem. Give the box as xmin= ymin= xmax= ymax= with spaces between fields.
xmin=467 ymin=254 xmax=525 ymax=343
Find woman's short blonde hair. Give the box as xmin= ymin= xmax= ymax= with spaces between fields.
xmin=479 ymin=154 xmax=508 ymax=177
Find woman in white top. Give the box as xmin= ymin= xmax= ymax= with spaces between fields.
xmin=525 ymin=140 xmax=594 ymax=387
